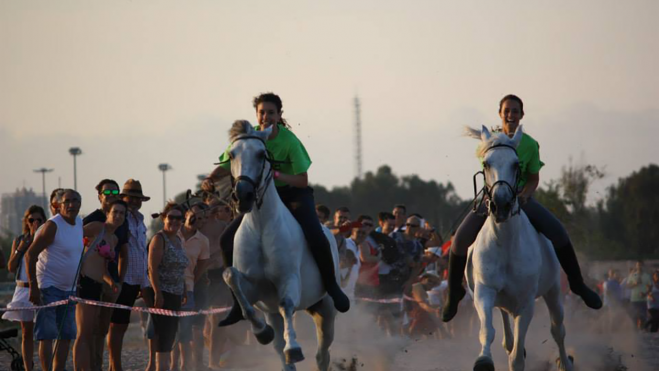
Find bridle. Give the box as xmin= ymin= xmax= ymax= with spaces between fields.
xmin=472 ymin=143 xmax=522 ymax=217
xmin=219 ymin=135 xmax=287 ymax=211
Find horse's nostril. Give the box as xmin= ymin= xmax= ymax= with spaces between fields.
xmin=246 ymin=192 xmax=254 ymax=200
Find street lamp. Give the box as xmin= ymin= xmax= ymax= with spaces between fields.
xmin=33 ymin=167 xmax=54 ymax=210
xmin=68 ymin=147 xmax=82 ymax=190
xmin=158 ymin=163 xmax=172 ymax=206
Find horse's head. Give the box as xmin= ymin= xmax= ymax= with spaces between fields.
xmin=227 ymin=120 xmax=274 ymax=213
xmin=470 ymin=125 xmax=524 ymax=223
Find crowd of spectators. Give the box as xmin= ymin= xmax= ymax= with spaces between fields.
xmin=317 ymin=203 xmax=456 ymax=338
xmin=600 ymin=261 xmax=659 ymax=333
xmin=2 ymin=179 xmax=237 ymax=371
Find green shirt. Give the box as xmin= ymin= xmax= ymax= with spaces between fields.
xmin=218 ymin=124 xmax=312 ymax=187
xmin=479 ymin=132 xmax=544 ymax=189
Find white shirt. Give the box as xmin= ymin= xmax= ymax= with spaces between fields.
xmin=36 ymin=214 xmax=84 ymax=291
xmin=341 ymin=238 xmax=361 ymax=298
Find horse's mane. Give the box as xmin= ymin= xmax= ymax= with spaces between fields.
xmin=464 ymin=125 xmax=518 ymax=158
xmin=229 ymin=120 xmax=253 ymax=142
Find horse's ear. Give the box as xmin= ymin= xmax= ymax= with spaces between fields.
xmin=257 ymin=125 xmax=273 ymax=141
xmin=481 ymin=125 xmax=492 ymax=141
xmin=511 ymin=125 xmax=523 ymax=148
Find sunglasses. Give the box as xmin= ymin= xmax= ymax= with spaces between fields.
xmin=361 ymin=222 xmax=374 ymax=227
xmin=28 ymin=218 xmax=43 ymax=224
xmin=167 ymin=215 xmax=183 ymax=221
xmin=101 ymin=190 xmax=120 ymax=196
xmin=406 ymin=223 xmax=420 ymax=228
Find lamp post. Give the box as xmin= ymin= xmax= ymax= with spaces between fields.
xmin=68 ymin=147 xmax=82 ymax=190
xmin=158 ymin=163 xmax=172 ymax=207
xmin=33 ymin=168 xmax=54 ymax=210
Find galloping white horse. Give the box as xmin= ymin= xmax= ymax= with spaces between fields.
xmin=222 ymin=120 xmax=337 ymax=371
xmin=465 ymin=126 xmax=573 ymax=371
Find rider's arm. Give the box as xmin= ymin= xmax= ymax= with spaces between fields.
xmin=276 ymin=172 xmax=308 ymax=188
xmin=519 ymin=173 xmax=539 ymax=203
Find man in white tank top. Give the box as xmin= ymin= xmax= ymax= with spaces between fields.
xmin=25 ymin=189 xmax=84 ymax=371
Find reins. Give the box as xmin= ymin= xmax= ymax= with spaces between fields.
xmin=472 ymin=143 xmax=522 ymax=217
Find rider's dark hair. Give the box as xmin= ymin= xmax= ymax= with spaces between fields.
xmin=253 ymin=92 xmax=291 ymax=129
xmin=498 ymin=94 xmax=524 ymax=115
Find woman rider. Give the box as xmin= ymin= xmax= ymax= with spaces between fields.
xmin=442 ymin=94 xmax=603 ymax=322
xmin=203 ymin=92 xmax=350 ymax=326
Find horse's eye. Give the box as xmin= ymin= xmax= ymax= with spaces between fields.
xmin=228 ymin=152 xmax=235 ymax=160
xmin=257 ymin=151 xmax=265 ymax=159
xmin=483 ymin=162 xmax=489 ymax=169
xmin=512 ymin=162 xmax=519 ymax=170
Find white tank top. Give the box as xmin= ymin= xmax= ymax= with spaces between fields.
xmin=36 ymin=214 xmax=84 ymax=291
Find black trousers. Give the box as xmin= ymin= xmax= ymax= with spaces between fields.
xmin=220 ymin=186 xmax=330 ymax=267
xmin=451 ymin=197 xmax=570 ymax=256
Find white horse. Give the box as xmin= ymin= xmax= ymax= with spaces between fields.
xmin=222 ymin=120 xmax=337 ymax=371
xmin=465 ymin=126 xmax=573 ymax=371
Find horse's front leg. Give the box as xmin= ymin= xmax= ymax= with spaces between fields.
xmin=543 ymin=286 xmax=573 ymax=371
xmin=264 ymin=312 xmax=296 ymax=371
xmin=510 ymin=301 xmax=535 ymax=371
xmin=474 ymin=284 xmax=497 ymax=371
xmin=223 ymin=267 xmax=274 ymax=345
xmin=277 ymin=276 xmax=304 ymax=365
xmin=501 ymin=309 xmax=514 ymax=356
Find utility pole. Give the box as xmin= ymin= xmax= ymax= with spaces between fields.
xmin=354 ymin=96 xmax=363 ymax=179
xmin=68 ymin=147 xmax=82 ymax=190
xmin=158 ymin=163 xmax=172 ymax=207
xmin=33 ymin=168 xmax=53 ymax=210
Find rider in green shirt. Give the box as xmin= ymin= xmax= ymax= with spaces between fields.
xmin=442 ymin=94 xmax=602 ymax=323
xmin=205 ymin=93 xmax=350 ymax=327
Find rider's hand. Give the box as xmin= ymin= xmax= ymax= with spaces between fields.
xmin=201 ymin=177 xmax=215 ymax=193
xmin=519 ymin=194 xmax=530 ymax=206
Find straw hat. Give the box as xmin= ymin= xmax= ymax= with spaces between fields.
xmin=120 ymin=179 xmax=151 ymax=201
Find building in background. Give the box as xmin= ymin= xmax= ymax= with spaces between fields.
xmin=0 ymin=188 xmax=47 ymax=238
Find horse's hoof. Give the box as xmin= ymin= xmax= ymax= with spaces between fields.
xmin=473 ymin=356 xmax=495 ymax=371
xmin=285 ymin=347 xmax=305 ymax=364
xmin=254 ymin=324 xmax=275 ymax=345
xmin=556 ymin=355 xmax=574 ymax=370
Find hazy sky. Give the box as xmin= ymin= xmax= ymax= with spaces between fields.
xmin=1 ymin=0 xmax=658 ymax=219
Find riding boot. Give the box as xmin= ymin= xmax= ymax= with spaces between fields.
xmin=442 ymin=251 xmax=468 ymax=322
xmin=308 ymin=240 xmax=351 ymax=313
xmin=218 ymin=216 xmax=245 ymax=327
xmin=555 ymin=243 xmax=602 ymax=309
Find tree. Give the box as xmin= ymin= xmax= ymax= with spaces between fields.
xmin=599 ymin=164 xmax=659 ymax=258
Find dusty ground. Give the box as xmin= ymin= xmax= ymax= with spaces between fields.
xmin=1 ymin=303 xmax=658 ymax=371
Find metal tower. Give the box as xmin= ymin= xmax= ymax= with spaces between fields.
xmin=354 ymin=96 xmax=363 ymax=179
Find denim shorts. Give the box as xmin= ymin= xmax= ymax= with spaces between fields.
xmin=34 ymin=286 xmax=77 ymax=341
xmin=177 ymin=291 xmax=196 ymax=343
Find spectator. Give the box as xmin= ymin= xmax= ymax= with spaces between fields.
xmin=74 ymin=200 xmax=126 ymax=371
xmin=332 ymin=207 xmax=354 ymax=269
xmin=26 ymin=189 xmax=83 ymax=371
xmin=83 ymin=179 xmax=130 ymax=371
xmin=646 ymin=270 xmax=659 ymax=333
xmin=48 ymin=188 xmax=64 ymax=217
xmin=354 ymin=215 xmax=380 ymax=302
xmin=392 ymin=216 xmax=425 ymax=266
xmin=109 ymin=179 xmax=152 ymax=371
xmin=341 ymin=223 xmax=363 ymax=299
xmin=3 ymin=205 xmax=47 ymax=371
xmin=626 ymin=261 xmax=652 ymax=330
xmin=407 ymin=272 xmax=443 ymax=337
xmin=603 ymin=269 xmax=622 ymax=309
xmin=172 ymin=203 xmax=211 ymax=371
xmin=315 ymin=204 xmax=331 ymax=226
xmin=201 ymin=197 xmax=234 ymax=369
xmin=392 ymin=204 xmax=406 ymax=232
xmin=146 ymin=202 xmax=189 ymax=371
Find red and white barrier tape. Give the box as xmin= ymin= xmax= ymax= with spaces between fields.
xmin=0 ymin=297 xmax=230 ymax=317
xmin=353 ymin=295 xmax=415 ymax=304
